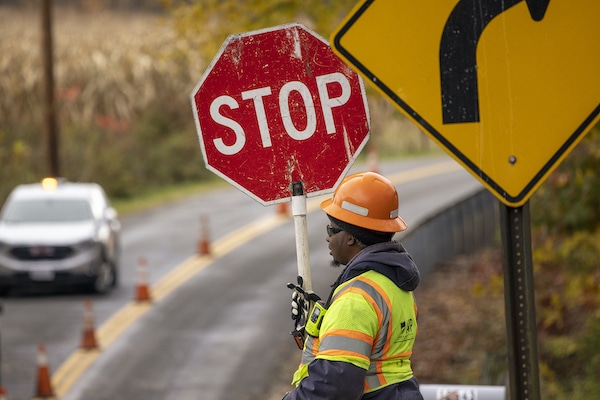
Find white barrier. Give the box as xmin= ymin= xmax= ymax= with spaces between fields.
xmin=420 ymin=384 xmax=506 ymax=400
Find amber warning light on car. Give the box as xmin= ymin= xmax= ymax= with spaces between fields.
xmin=41 ymin=177 xmax=58 ymax=190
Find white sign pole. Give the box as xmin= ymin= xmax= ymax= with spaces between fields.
xmin=291 ymin=181 xmax=312 ymax=291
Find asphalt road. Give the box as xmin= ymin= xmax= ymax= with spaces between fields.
xmin=1 ymin=155 xmax=483 ymax=399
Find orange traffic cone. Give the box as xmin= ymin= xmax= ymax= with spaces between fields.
xmin=367 ymin=147 xmax=381 ymax=174
xmin=197 ymin=215 xmax=211 ymax=256
xmin=34 ymin=343 xmax=54 ymax=398
xmin=0 ymin=385 xmax=7 ymax=400
xmin=81 ymin=299 xmax=99 ymax=350
xmin=134 ymin=256 xmax=152 ymax=302
xmin=276 ymin=202 xmax=289 ymax=216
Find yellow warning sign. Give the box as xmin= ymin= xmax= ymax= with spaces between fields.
xmin=332 ymin=0 xmax=600 ymax=206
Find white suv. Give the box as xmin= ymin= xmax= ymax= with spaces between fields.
xmin=0 ymin=178 xmax=121 ymax=294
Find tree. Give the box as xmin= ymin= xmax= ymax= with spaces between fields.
xmin=530 ymin=122 xmax=600 ymax=399
xmin=532 ymin=124 xmax=600 ymax=235
xmin=165 ymin=0 xmax=357 ymax=67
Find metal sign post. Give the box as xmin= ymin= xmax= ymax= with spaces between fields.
xmin=500 ymin=202 xmax=541 ymax=400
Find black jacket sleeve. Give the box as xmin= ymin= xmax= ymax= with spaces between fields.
xmin=282 ymin=359 xmax=365 ymax=400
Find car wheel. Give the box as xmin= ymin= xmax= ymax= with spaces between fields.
xmin=92 ymin=259 xmax=115 ymax=294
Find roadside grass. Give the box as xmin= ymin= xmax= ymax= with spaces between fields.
xmin=111 ymin=179 xmax=227 ymax=217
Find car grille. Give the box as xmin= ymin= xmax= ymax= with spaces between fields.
xmin=11 ymin=246 xmax=74 ymax=260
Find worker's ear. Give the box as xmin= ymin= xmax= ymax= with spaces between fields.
xmin=346 ymin=233 xmax=357 ymax=246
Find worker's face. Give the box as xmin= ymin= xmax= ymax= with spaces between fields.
xmin=326 ymin=222 xmax=353 ymax=267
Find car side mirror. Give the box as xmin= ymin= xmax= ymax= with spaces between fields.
xmin=104 ymin=207 xmax=118 ymax=221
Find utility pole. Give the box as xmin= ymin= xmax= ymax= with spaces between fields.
xmin=0 ymin=300 xmax=4 ymax=395
xmin=41 ymin=0 xmax=60 ymax=177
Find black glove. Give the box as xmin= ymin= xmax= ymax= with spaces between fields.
xmin=287 ymin=276 xmax=320 ymax=349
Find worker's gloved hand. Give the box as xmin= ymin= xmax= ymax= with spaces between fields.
xmin=287 ymin=276 xmax=320 ymax=349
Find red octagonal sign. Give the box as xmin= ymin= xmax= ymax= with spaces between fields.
xmin=191 ymin=23 xmax=370 ymax=205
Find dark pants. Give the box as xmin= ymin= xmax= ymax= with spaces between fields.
xmin=362 ymin=377 xmax=424 ymax=400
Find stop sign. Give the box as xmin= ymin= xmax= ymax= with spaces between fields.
xmin=190 ymin=23 xmax=370 ymax=205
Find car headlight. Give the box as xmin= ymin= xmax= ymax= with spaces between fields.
xmin=74 ymin=239 xmax=100 ymax=251
xmin=96 ymin=224 xmax=111 ymax=243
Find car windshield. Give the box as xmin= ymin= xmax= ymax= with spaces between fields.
xmin=1 ymin=199 xmax=93 ymax=223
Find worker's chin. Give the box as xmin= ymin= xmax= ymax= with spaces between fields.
xmin=330 ymin=259 xmax=342 ymax=268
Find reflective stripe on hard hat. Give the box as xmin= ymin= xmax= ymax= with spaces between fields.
xmin=341 ymin=200 xmax=400 ymax=219
xmin=341 ymin=200 xmax=369 ymax=216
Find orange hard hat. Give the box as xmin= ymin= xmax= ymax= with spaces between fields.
xmin=321 ymin=171 xmax=407 ymax=232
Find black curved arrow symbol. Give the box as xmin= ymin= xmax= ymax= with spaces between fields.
xmin=440 ymin=0 xmax=551 ymax=124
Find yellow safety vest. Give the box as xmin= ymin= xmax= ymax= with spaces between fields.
xmin=292 ymin=270 xmax=418 ymax=393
